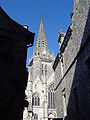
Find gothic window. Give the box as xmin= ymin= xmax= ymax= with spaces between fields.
xmin=34 ymin=113 xmax=38 ymax=120
xmin=32 ymin=93 xmax=40 ymax=106
xmin=48 ymin=83 xmax=55 ymax=109
xmin=45 ymin=64 xmax=47 ymax=76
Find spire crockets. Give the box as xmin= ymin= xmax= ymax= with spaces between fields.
xmin=33 ymin=16 xmax=50 ymax=59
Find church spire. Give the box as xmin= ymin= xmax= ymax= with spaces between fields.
xmin=33 ymin=16 xmax=50 ymax=59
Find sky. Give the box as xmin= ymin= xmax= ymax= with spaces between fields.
xmin=0 ymin=0 xmax=73 ymax=68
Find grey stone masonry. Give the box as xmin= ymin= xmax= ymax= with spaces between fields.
xmin=23 ymin=17 xmax=57 ymax=120
xmin=54 ymin=0 xmax=90 ymax=120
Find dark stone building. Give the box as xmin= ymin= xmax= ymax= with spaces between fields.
xmin=0 ymin=7 xmax=35 ymax=120
xmin=53 ymin=0 xmax=90 ymax=120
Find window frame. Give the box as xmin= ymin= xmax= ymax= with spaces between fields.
xmin=48 ymin=83 xmax=55 ymax=109
xmin=32 ymin=93 xmax=40 ymax=106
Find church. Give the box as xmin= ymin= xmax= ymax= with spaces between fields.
xmin=23 ymin=16 xmax=57 ymax=120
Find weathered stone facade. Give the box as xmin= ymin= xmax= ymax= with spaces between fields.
xmin=0 ymin=7 xmax=35 ymax=120
xmin=23 ymin=17 xmax=57 ymax=120
xmin=54 ymin=0 xmax=90 ymax=120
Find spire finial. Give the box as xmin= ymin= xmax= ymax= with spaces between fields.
xmin=40 ymin=13 xmax=43 ymax=25
xmin=41 ymin=12 xmax=43 ymax=22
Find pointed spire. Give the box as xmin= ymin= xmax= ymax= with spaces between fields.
xmin=40 ymin=15 xmax=43 ymax=25
xmin=34 ymin=16 xmax=50 ymax=59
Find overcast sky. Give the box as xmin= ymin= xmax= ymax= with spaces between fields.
xmin=0 ymin=0 xmax=73 ymax=67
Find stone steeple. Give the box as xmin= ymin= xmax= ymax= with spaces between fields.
xmin=33 ymin=16 xmax=50 ymax=59
xmin=23 ymin=16 xmax=56 ymax=120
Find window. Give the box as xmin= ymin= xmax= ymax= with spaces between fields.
xmin=32 ymin=93 xmax=40 ymax=106
xmin=48 ymin=83 xmax=55 ymax=109
xmin=45 ymin=65 xmax=47 ymax=76
xmin=34 ymin=113 xmax=38 ymax=120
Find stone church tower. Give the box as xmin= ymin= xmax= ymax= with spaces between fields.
xmin=23 ymin=17 xmax=57 ymax=120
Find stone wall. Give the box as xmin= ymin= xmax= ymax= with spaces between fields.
xmin=54 ymin=0 xmax=90 ymax=120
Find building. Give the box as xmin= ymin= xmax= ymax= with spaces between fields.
xmin=0 ymin=7 xmax=35 ymax=120
xmin=23 ymin=16 xmax=57 ymax=120
xmin=53 ymin=0 xmax=90 ymax=120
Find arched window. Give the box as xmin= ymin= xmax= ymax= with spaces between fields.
xmin=32 ymin=93 xmax=40 ymax=106
xmin=48 ymin=83 xmax=55 ymax=109
xmin=34 ymin=113 xmax=38 ymax=120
